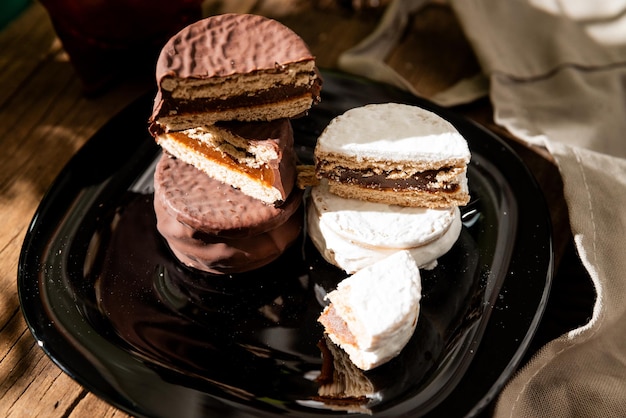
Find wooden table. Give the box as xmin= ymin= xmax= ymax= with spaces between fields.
xmin=0 ymin=1 xmax=592 ymax=416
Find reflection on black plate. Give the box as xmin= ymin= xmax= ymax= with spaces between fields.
xmin=18 ymin=71 xmax=552 ymax=418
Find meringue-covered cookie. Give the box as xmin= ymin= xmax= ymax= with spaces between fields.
xmin=307 ymin=181 xmax=462 ymax=273
xmin=314 ymin=103 xmax=470 ymax=209
xmin=318 ymin=250 xmax=422 ymax=371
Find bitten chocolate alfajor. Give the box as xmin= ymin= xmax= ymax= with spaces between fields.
xmin=149 ymin=13 xmax=320 ymax=273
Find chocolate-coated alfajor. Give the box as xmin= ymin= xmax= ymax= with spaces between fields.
xmin=155 ymin=118 xmax=297 ymax=206
xmin=153 ymin=153 xmax=303 ymax=274
xmin=149 ymin=13 xmax=322 ymax=132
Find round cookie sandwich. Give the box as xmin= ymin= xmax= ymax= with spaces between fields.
xmin=155 ymin=118 xmax=297 ymax=206
xmin=153 ymin=153 xmax=303 ymax=274
xmin=307 ymin=180 xmax=462 ymax=274
xmin=149 ymin=13 xmax=322 ymax=132
xmin=318 ymin=250 xmax=422 ymax=371
xmin=314 ymin=103 xmax=470 ymax=209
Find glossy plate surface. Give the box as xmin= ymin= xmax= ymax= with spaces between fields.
xmin=18 ymin=71 xmax=553 ymax=418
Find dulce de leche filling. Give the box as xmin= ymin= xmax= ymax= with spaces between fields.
xmin=157 ymin=83 xmax=316 ymax=117
xmin=319 ymin=305 xmax=357 ymax=347
xmin=324 ymin=167 xmax=461 ymax=193
xmin=168 ymin=131 xmax=276 ymax=188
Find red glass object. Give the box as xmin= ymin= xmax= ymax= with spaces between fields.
xmin=40 ymin=0 xmax=203 ymax=95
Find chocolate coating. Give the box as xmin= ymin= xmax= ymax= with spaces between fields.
xmin=215 ymin=119 xmax=298 ymax=204
xmin=153 ymin=153 xmax=304 ymax=274
xmin=155 ymin=13 xmax=315 ymax=81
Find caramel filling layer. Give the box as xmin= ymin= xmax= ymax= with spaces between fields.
xmin=319 ymin=305 xmax=357 ymax=346
xmin=168 ymin=132 xmax=276 ymax=188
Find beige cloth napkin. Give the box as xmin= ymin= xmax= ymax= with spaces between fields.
xmin=340 ymin=0 xmax=626 ymax=416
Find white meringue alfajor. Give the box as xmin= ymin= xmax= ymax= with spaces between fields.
xmin=318 ymin=250 xmax=422 ymax=371
xmin=307 ymin=180 xmax=462 ymax=274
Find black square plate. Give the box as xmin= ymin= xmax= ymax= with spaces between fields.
xmin=18 ymin=71 xmax=552 ymax=418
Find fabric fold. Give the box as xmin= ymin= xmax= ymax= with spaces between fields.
xmin=494 ymin=142 xmax=626 ymax=417
xmin=448 ymin=1 xmax=626 ymax=416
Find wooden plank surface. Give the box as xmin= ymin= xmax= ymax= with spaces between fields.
xmin=0 ymin=1 xmax=576 ymax=417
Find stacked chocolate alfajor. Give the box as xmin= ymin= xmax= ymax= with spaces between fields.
xmin=149 ymin=13 xmax=321 ymax=274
